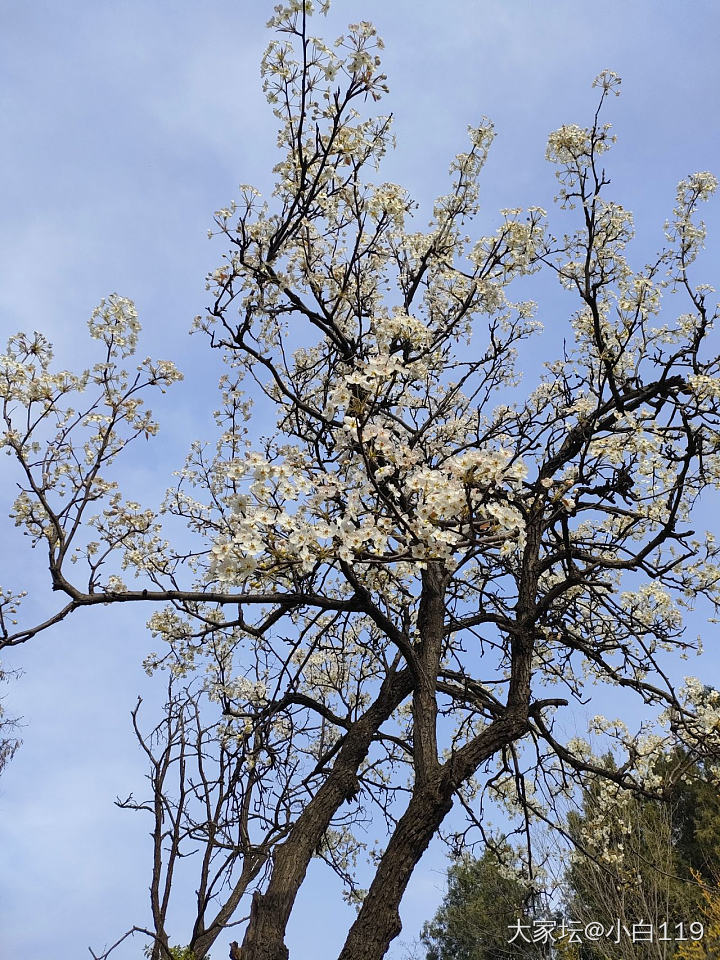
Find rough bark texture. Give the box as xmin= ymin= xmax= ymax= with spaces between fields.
xmin=337 ymin=716 xmax=530 ymax=960
xmin=238 ymin=667 xmax=412 ymax=960
xmin=239 ymin=515 xmax=543 ymax=960
xmin=337 ymin=782 xmax=453 ymax=960
xmin=412 ymin=565 xmax=447 ymax=780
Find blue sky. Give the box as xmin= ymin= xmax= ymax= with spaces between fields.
xmin=1 ymin=1 xmax=719 ymax=958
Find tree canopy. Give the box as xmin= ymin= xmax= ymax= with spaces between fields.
xmin=2 ymin=2 xmax=720 ymax=959
xmin=562 ymin=752 xmax=720 ymax=959
xmin=420 ymin=847 xmax=546 ymax=960
xmin=423 ymin=750 xmax=720 ymax=960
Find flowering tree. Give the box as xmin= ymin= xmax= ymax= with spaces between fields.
xmin=2 ymin=2 xmax=720 ymax=959
xmin=561 ymin=755 xmax=714 ymax=960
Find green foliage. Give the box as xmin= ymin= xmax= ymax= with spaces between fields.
xmin=424 ymin=750 xmax=720 ymax=960
xmin=143 ymin=945 xmax=209 ymax=960
xmin=662 ymin=755 xmax=720 ymax=880
xmin=675 ymin=870 xmax=720 ymax=960
xmin=563 ymin=749 xmax=720 ymax=960
xmin=170 ymin=949 xmax=204 ymax=960
xmin=420 ymin=847 xmax=547 ymax=960
xmin=170 ymin=948 xmax=209 ymax=960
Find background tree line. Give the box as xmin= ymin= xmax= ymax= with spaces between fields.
xmin=421 ymin=746 xmax=720 ymax=960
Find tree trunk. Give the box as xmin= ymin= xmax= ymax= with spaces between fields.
xmin=337 ymin=781 xmax=453 ymax=960
xmin=337 ymin=714 xmax=530 ymax=960
xmin=238 ymin=667 xmax=412 ymax=960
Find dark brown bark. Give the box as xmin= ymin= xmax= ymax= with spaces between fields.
xmin=337 ymin=715 xmax=530 ymax=960
xmin=338 ymin=782 xmax=453 ymax=960
xmin=412 ymin=564 xmax=447 ymax=779
xmin=238 ymin=667 xmax=412 ymax=960
xmin=191 ymin=860 xmax=263 ymax=960
xmin=333 ymin=528 xmax=542 ymax=960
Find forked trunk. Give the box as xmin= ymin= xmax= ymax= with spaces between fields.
xmin=337 ymin=782 xmax=453 ymax=960
xmin=238 ymin=668 xmax=412 ymax=960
